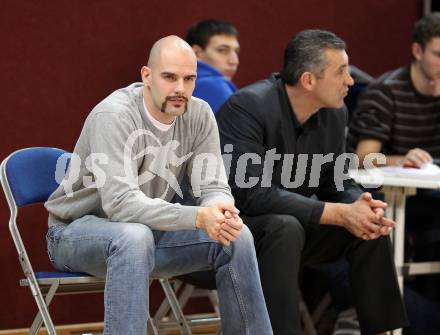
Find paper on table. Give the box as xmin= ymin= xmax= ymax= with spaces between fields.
xmin=380 ymin=163 xmax=440 ymax=180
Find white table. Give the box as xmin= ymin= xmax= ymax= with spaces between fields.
xmin=349 ymin=169 xmax=440 ymax=335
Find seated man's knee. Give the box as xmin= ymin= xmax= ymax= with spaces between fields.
xmin=213 ymin=225 xmax=255 ymax=269
xmin=111 ymin=223 xmax=155 ymax=264
xmin=236 ymin=224 xmax=254 ymax=247
xmin=267 ymin=214 xmax=305 ymax=250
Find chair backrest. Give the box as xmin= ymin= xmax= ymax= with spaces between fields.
xmin=0 ymin=148 xmax=203 ymax=335
xmin=1 ymin=147 xmax=69 ymax=207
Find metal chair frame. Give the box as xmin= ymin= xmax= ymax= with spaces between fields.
xmin=0 ymin=147 xmax=195 ymax=335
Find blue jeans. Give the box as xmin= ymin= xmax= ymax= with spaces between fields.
xmin=46 ymin=215 xmax=272 ymax=335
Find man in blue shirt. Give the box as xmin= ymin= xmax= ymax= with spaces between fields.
xmin=186 ymin=19 xmax=239 ymax=113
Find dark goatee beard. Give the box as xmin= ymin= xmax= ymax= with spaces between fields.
xmin=160 ymin=95 xmax=189 ymax=115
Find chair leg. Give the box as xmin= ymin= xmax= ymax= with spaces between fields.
xmin=177 ymin=283 xmax=195 ymax=311
xmin=28 ymin=279 xmax=59 ymax=335
xmin=300 ymin=298 xmax=318 ymax=335
xmin=147 ymin=315 xmax=159 ymax=335
xmin=311 ymin=292 xmax=331 ymax=324
xmin=159 ymin=279 xmax=192 ymax=335
xmin=153 ymin=280 xmax=183 ymax=323
xmin=207 ymin=290 xmax=220 ymax=315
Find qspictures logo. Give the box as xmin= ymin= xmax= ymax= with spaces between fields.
xmin=54 ymin=130 xmax=386 ymax=197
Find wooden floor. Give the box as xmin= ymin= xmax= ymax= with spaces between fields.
xmin=0 ymin=322 xmax=104 ymax=335
xmin=0 ymin=322 xmax=220 ymax=335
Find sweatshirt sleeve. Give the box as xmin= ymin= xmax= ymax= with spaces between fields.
xmin=186 ymin=102 xmax=234 ymax=207
xmin=87 ymin=111 xmax=198 ymax=230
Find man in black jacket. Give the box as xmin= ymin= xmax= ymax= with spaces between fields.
xmin=216 ymin=29 xmax=408 ymax=335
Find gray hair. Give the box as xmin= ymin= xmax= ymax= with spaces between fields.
xmin=281 ymin=29 xmax=346 ymax=85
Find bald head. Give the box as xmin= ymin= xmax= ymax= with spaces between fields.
xmin=147 ymin=35 xmax=196 ymax=69
xmin=141 ymin=35 xmax=198 ymax=123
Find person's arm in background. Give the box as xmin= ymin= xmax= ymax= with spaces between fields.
xmin=357 ymin=139 xmax=432 ymax=167
xmin=349 ymin=81 xmax=432 ymax=168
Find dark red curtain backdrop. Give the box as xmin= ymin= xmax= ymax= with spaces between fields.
xmin=0 ymin=0 xmax=422 ymax=329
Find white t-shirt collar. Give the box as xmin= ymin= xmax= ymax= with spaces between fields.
xmin=143 ymin=98 xmax=175 ymax=131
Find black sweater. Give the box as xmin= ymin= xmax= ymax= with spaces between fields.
xmin=216 ymin=74 xmax=362 ymax=225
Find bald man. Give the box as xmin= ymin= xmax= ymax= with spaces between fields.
xmin=45 ymin=36 xmax=272 ymax=335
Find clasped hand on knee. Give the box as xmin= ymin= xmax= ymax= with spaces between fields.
xmin=196 ymin=202 xmax=243 ymax=246
xmin=322 ymin=192 xmax=395 ymax=241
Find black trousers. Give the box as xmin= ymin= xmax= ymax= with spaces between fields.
xmin=243 ymin=214 xmax=408 ymax=335
xmin=178 ymin=213 xmax=409 ymax=335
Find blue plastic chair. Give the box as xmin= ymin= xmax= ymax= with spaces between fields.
xmin=0 ymin=147 xmax=194 ymax=335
